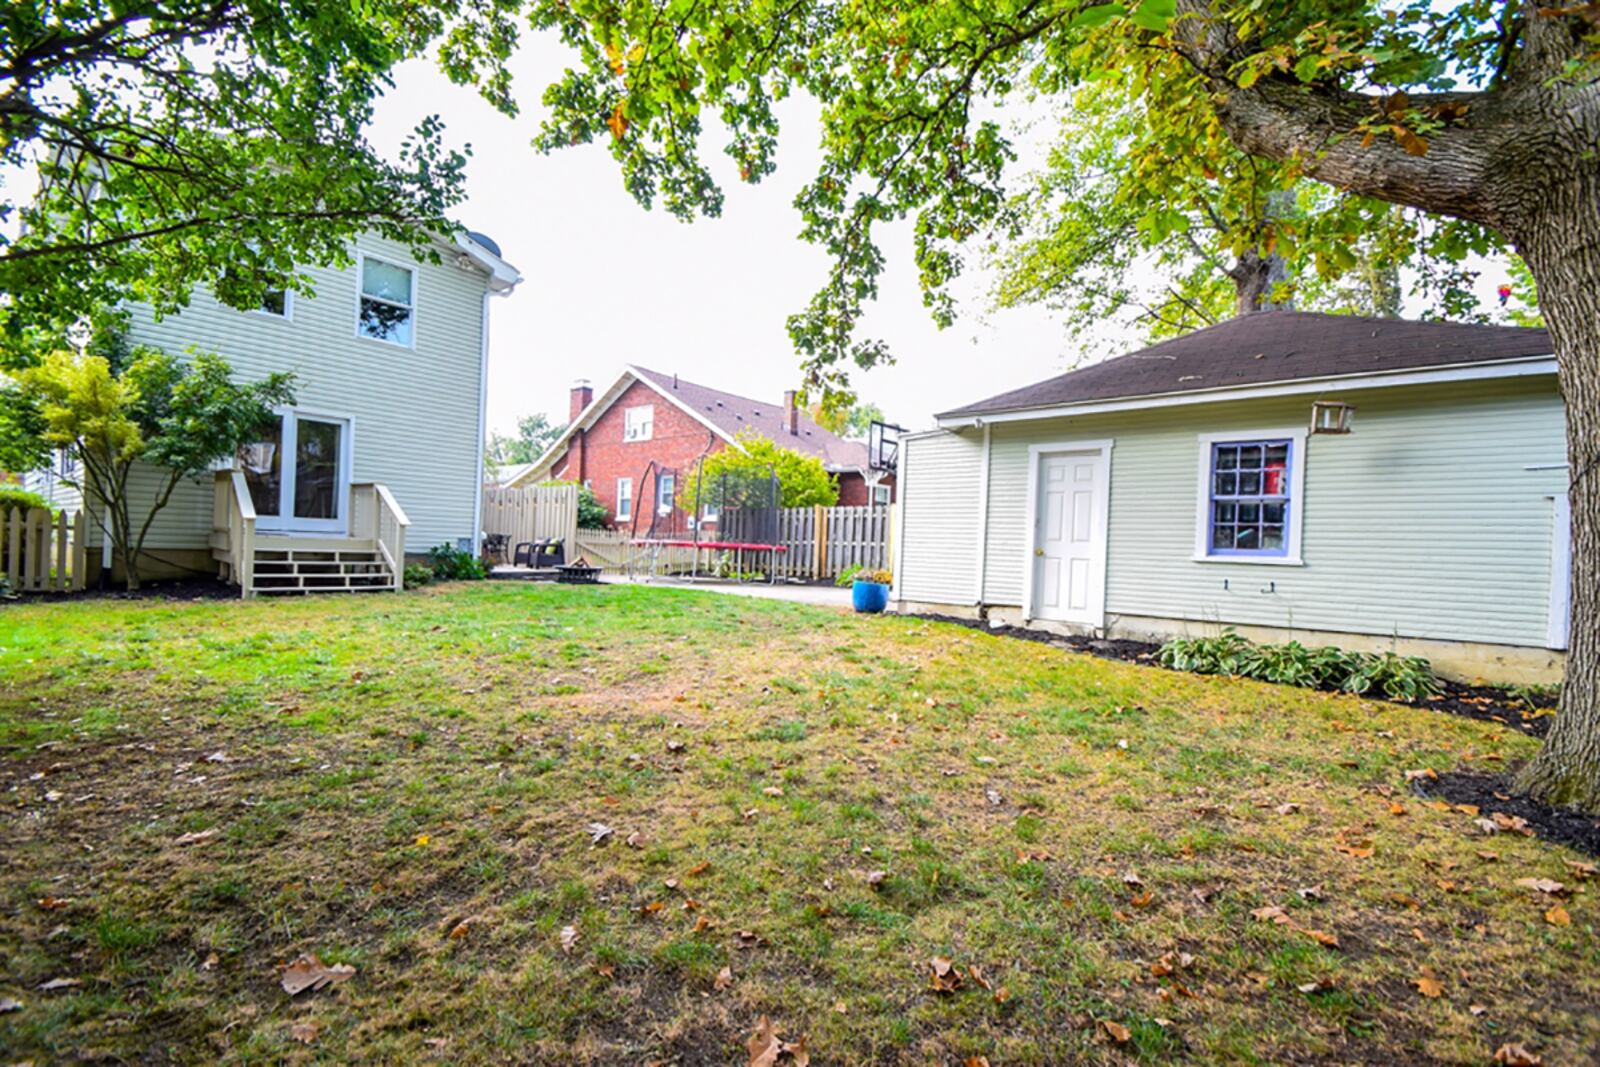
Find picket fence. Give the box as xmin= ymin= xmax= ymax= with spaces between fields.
xmin=1 ymin=507 xmax=89 ymax=593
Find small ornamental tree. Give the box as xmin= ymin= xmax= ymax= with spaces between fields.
xmin=18 ymin=346 xmax=294 ymax=589
xmin=679 ymin=431 xmax=838 ymax=512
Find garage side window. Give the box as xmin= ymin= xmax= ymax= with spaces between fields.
xmin=1195 ymin=429 xmax=1306 ymax=564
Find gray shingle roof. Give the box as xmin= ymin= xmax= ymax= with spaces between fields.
xmin=939 ymin=311 xmax=1553 ymax=419
xmin=631 ymin=366 xmax=870 ymax=471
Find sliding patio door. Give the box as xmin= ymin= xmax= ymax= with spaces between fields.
xmin=237 ymin=411 xmax=351 ymax=535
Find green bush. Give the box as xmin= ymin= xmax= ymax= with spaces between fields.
xmin=402 ymin=563 xmax=433 ymax=589
xmin=835 ymin=564 xmax=863 ymax=587
xmin=0 ymin=485 xmax=50 ymax=514
xmin=1157 ymin=629 xmax=1254 ymax=676
xmin=538 ymin=479 xmax=608 ymax=529
xmin=426 ymin=544 xmax=487 ymax=581
xmin=1341 ymin=650 xmax=1442 ymax=703
xmin=1157 ymin=630 xmax=1440 ymax=702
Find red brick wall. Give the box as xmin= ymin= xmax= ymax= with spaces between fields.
xmin=837 ymin=472 xmax=896 ymax=507
xmin=546 ymin=380 xmax=724 ymax=529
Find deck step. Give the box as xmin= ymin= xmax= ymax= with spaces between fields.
xmin=242 ymin=534 xmax=396 ymax=596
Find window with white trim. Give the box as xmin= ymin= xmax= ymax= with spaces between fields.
xmin=657 ymin=473 xmax=675 ymax=515
xmin=257 ymin=288 xmax=290 ymax=318
xmin=357 ymin=256 xmax=414 ymax=345
xmin=615 ymin=477 xmax=632 ymax=521
xmin=872 ymin=484 xmax=891 ymax=506
xmin=623 ymin=405 xmax=654 ymax=442
xmin=1205 ymin=438 xmax=1293 ymax=557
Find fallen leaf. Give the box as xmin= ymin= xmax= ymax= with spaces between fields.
xmin=666 ymin=739 xmax=685 ymax=753
xmin=625 ymin=831 xmax=645 ymax=848
xmin=1297 ymin=978 xmax=1336 ymax=994
xmin=1251 ymin=904 xmax=1290 ymax=924
xmin=1492 ymin=812 xmax=1534 ymax=836
xmin=1302 ymin=928 xmax=1340 ymax=948
xmin=1404 ymin=768 xmax=1438 ymax=782
xmin=967 ymin=964 xmax=992 ymax=991
xmin=928 ymin=956 xmax=963 ymax=993
xmin=290 ymin=1019 xmax=319 ymax=1045
xmin=202 ymin=952 xmax=220 ymax=971
xmin=449 ymin=917 xmax=478 ymax=939
xmin=0 ymin=997 xmax=22 ymax=1012
xmin=586 ymin=822 xmax=614 ymax=845
xmin=984 ymin=788 xmax=1003 ymax=806
xmin=687 ymin=861 xmax=711 ymax=876
xmin=746 ymin=1014 xmax=808 ymax=1067
xmin=1413 ymin=973 xmax=1444 ymax=998
xmin=1469 ymin=1003 xmax=1488 ymax=1016
xmin=964 ymin=1058 xmax=991 ymax=1067
xmin=1493 ymin=1043 xmax=1543 ymax=1066
xmin=175 ymin=828 xmax=219 ymax=847
xmin=559 ymin=924 xmax=580 ymax=954
xmin=1121 ymin=870 xmax=1145 ymax=888
xmin=715 ymin=965 xmax=734 ymax=990
xmin=1296 ymin=885 xmax=1324 ymax=902
xmin=1515 ymin=877 xmax=1567 ymax=896
xmin=1544 ymin=905 xmax=1571 ymax=927
xmin=37 ymin=977 xmax=81 ymax=992
xmin=1100 ymin=1019 xmax=1132 ymax=1044
xmin=1565 ymin=860 xmax=1598 ymax=881
xmin=762 ymin=786 xmax=784 ymax=797
xmin=36 ymin=896 xmax=72 ymax=911
xmin=1274 ymin=802 xmax=1302 ymax=816
xmin=280 ymin=955 xmax=355 ymax=996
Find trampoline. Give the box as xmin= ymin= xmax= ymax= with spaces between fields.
xmin=626 ymin=454 xmax=785 ymax=583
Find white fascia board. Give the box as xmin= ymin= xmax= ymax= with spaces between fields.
xmin=453 ymin=234 xmax=522 ymax=292
xmin=935 ymin=356 xmax=1557 ymax=429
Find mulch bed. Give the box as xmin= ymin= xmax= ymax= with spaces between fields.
xmin=911 ymin=612 xmax=1558 ymax=737
xmin=1414 ymin=770 xmax=1600 ymax=858
xmin=3 ymin=577 xmax=239 ymax=605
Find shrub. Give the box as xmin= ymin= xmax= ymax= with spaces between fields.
xmin=0 ymin=485 xmax=50 ymax=514
xmin=426 ymin=544 xmax=487 ymax=581
xmin=1157 ymin=629 xmax=1254 ymax=676
xmin=402 ymin=563 xmax=433 ymax=589
xmin=1341 ymin=650 xmax=1442 ymax=703
xmin=1157 ymin=631 xmax=1440 ymax=703
xmin=835 ymin=564 xmax=863 ymax=587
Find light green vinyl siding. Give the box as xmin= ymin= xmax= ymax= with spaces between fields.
xmin=897 ymin=430 xmax=984 ymax=604
xmin=972 ymin=375 xmax=1566 ymax=648
xmin=98 ymin=234 xmax=491 ymax=552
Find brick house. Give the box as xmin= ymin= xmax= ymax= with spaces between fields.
xmin=512 ymin=366 xmax=895 ymax=528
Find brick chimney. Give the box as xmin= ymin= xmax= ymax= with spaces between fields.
xmin=569 ymin=380 xmax=593 ymax=424
xmin=783 ymin=390 xmax=799 ymax=436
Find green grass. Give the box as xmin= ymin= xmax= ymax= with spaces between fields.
xmin=0 ymin=582 xmax=1595 ymax=1064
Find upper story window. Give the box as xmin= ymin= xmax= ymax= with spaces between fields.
xmin=357 ymin=256 xmax=415 ymax=346
xmin=257 ymin=288 xmax=291 ymax=318
xmin=624 ymin=405 xmax=654 ymax=442
xmin=1195 ymin=429 xmax=1306 ymax=564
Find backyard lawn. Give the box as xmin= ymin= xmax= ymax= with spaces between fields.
xmin=1 ymin=583 xmax=1595 ymax=1065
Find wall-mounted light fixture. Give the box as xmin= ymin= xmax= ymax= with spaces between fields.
xmin=1310 ymin=400 xmax=1355 ymax=435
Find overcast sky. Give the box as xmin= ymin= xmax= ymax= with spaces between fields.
xmin=367 ymin=33 xmax=1095 ymax=438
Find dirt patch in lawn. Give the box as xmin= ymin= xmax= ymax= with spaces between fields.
xmin=912 ymin=613 xmax=1559 ymax=737
xmin=1415 ymin=769 xmax=1600 ymax=858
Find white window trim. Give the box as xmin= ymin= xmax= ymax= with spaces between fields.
xmin=657 ymin=473 xmax=675 ymax=514
xmin=624 ymin=404 xmax=655 ymax=442
xmin=615 ymin=477 xmax=632 ymax=521
xmin=354 ymin=252 xmax=417 ymax=349
xmin=1192 ymin=427 xmax=1307 ymax=566
xmin=248 ymin=407 xmax=355 ymax=536
xmin=872 ymin=483 xmax=892 ymax=506
xmin=1021 ymin=439 xmax=1114 ymax=628
xmin=251 ymin=289 xmax=294 ymax=321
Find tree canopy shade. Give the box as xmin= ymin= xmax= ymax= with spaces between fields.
xmin=530 ymin=1 xmax=1600 ymax=811
xmin=0 ymin=0 xmax=521 ymax=363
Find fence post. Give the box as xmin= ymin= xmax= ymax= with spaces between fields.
xmin=812 ymin=504 xmax=826 ymax=580
xmin=72 ymin=510 xmax=88 ymax=590
xmin=2 ymin=507 xmax=14 ymax=589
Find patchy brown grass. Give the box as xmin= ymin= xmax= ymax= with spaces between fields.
xmin=1 ymin=582 xmax=1596 ymax=1064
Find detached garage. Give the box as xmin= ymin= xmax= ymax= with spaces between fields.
xmin=890 ymin=311 xmax=1570 ymax=684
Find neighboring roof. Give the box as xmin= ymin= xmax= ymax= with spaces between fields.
xmin=939 ymin=311 xmax=1553 ymax=420
xmin=492 ymin=461 xmax=538 ymax=487
xmin=628 ymin=366 xmax=871 ymax=472
xmin=523 ymin=366 xmax=873 ymax=481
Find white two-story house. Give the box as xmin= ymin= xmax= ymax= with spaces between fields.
xmin=26 ymin=230 xmax=520 ymax=595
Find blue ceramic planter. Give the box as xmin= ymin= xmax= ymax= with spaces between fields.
xmin=852 ymin=579 xmax=889 ymax=614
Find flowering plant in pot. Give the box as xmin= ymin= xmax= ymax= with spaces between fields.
xmin=850 ymin=568 xmax=892 ymax=614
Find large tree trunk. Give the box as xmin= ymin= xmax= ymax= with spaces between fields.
xmin=1512 ymin=172 xmax=1600 ymax=809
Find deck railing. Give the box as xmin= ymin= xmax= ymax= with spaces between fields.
xmin=211 ymin=469 xmax=258 ymax=596
xmin=350 ymin=482 xmax=410 ymax=590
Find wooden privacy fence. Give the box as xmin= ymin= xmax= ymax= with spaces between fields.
xmin=723 ymin=504 xmax=894 ymax=580
xmin=481 ymin=485 xmax=579 ymax=557
xmin=2 ymin=507 xmax=89 ymax=593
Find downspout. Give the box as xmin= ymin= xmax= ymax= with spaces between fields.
xmin=472 ymin=290 xmax=491 ymax=554
xmin=974 ymin=422 xmax=990 ymax=607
